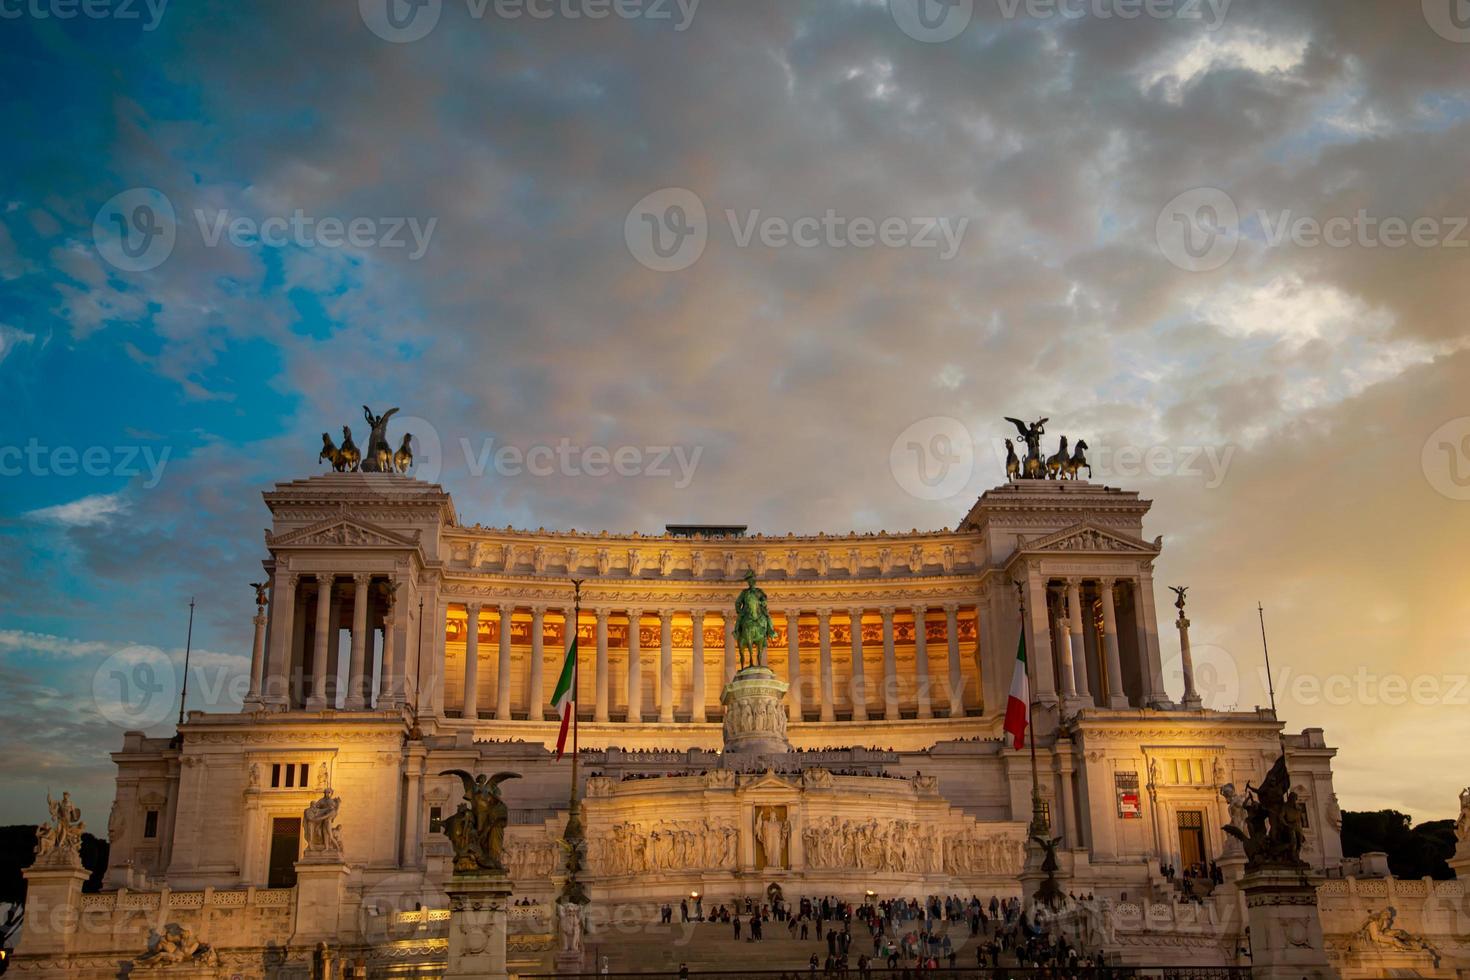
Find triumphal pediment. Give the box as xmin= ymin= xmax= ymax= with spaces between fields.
xmin=1017 ymin=521 xmax=1161 ymax=555
xmin=267 ymin=516 xmax=421 ymax=550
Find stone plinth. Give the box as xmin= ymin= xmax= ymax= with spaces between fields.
xmin=18 ymin=866 xmax=90 ymax=957
xmin=1239 ymin=868 xmax=1338 ymax=980
xmin=721 ymin=666 xmax=790 ymax=755
xmin=445 ymin=873 xmax=513 ymax=980
xmin=291 ymin=858 xmax=349 ymax=945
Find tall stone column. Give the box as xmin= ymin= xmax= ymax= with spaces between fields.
xmin=594 ymin=607 xmax=610 ymax=723
xmin=1136 ymin=569 xmax=1171 ymax=707
xmin=912 ymin=605 xmax=933 ymax=719
xmin=379 ymin=588 xmax=399 ymax=706
xmin=627 ymin=611 xmax=643 ymax=724
xmin=786 ymin=610 xmax=802 ymax=722
xmin=945 ymin=603 xmax=964 ymax=717
xmin=1067 ymin=578 xmax=1092 ymax=702
xmin=1053 ymin=588 xmax=1078 ymax=704
xmin=690 ymin=610 xmax=707 ymax=723
xmin=1099 ymin=579 xmax=1128 ymax=708
xmin=463 ymin=602 xmax=482 ymax=721
xmin=658 ymin=609 xmax=675 ymax=723
xmin=848 ymin=608 xmax=868 ymax=722
xmin=495 ymin=604 xmax=514 ymax=720
xmin=346 ymin=574 xmax=371 ymax=709
xmin=247 ymin=600 xmax=268 ymax=705
xmin=817 ymin=609 xmax=835 ymax=722
xmin=1175 ymin=593 xmax=1203 ymax=708
xmin=880 ymin=606 xmax=899 ymax=721
xmin=263 ymin=569 xmax=297 ymax=707
xmin=307 ymin=575 xmax=334 ymax=710
xmin=1024 ymin=568 xmax=1058 ymax=706
xmin=528 ymin=606 xmax=547 ymax=721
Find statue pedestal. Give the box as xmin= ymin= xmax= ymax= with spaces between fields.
xmin=18 ymin=866 xmax=90 ymax=957
xmin=1239 ymin=868 xmax=1337 ymax=980
xmin=554 ymin=949 xmax=586 ymax=974
xmin=1448 ymin=845 xmax=1470 ymax=880
xmin=291 ymin=857 xmax=349 ymax=945
xmin=445 ymin=873 xmax=513 ymax=980
xmin=721 ymin=666 xmax=790 ymax=755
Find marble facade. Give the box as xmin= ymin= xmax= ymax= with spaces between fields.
xmin=20 ymin=468 xmax=1426 ymax=978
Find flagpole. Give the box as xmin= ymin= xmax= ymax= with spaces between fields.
xmin=1258 ymin=602 xmax=1286 ymax=755
xmin=1017 ymin=582 xmax=1048 ymax=839
xmin=559 ymin=578 xmax=589 ymax=907
xmin=177 ymin=597 xmax=196 ymax=727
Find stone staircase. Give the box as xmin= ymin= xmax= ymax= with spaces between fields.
xmin=566 ymin=919 xmax=989 ymax=974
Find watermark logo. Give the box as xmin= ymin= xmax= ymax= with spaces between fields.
xmin=93 ymin=645 xmax=177 ymax=728
xmin=1422 ymin=416 xmax=1470 ymax=501
xmin=460 ymin=437 xmax=703 ymax=488
xmin=1156 ymin=187 xmax=1238 ymax=273
xmin=93 ymin=188 xmax=177 ymax=273
xmin=625 ymin=187 xmax=708 ymax=272
xmin=1423 ymin=0 xmax=1470 ymax=43
xmin=890 ymin=417 xmax=974 ymax=501
xmin=0 ymin=0 xmax=169 ymax=29
xmin=889 ymin=0 xmax=973 ymax=43
xmin=995 ymin=0 xmax=1231 ymax=28
xmin=359 ymin=0 xmax=442 ymax=42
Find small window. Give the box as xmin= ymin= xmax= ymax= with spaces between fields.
xmin=429 ymin=806 xmax=442 ymax=833
xmin=271 ymin=764 xmax=282 ymax=788
xmin=143 ymin=810 xmax=159 ymax=839
xmin=300 ymin=763 xmax=310 ymax=787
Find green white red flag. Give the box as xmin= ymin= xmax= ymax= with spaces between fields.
xmin=1003 ymin=626 xmax=1029 ymax=750
xmin=552 ymin=637 xmax=578 ymax=760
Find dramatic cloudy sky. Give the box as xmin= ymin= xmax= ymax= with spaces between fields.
xmin=1 ymin=0 xmax=1468 ymax=828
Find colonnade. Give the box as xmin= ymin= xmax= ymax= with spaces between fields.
xmin=444 ymin=603 xmax=980 ymax=723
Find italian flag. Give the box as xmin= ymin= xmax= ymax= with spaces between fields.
xmin=1003 ymin=626 xmax=1029 ymax=750
xmin=551 ymin=636 xmax=578 ymax=760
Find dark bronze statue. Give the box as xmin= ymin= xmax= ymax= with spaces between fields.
xmin=1029 ymin=833 xmax=1067 ymax=910
xmin=359 ymin=406 xmax=399 ymax=473
xmin=439 ymin=769 xmax=521 ymax=874
xmin=1004 ymin=417 xmax=1049 ymax=479
xmin=733 ymin=570 xmax=776 ymax=670
xmin=1221 ymin=754 xmax=1308 ymax=870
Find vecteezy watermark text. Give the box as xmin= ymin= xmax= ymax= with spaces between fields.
xmin=358 ymin=0 xmax=699 ymax=44
xmin=0 ymin=0 xmax=168 ymax=29
xmin=195 ymin=210 xmax=437 ymax=261
xmin=460 ymin=438 xmax=703 ymax=489
xmin=0 ymin=439 xmax=170 ymax=488
xmin=625 ymin=188 xmax=970 ymax=273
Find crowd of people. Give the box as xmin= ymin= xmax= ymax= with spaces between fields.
xmin=682 ymin=891 xmax=1111 ymax=975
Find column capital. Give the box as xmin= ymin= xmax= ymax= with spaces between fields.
xmin=497 ymin=602 xmax=515 ymax=617
xmin=465 ymin=600 xmax=484 ymax=615
xmin=689 ymin=609 xmax=706 ymax=624
xmin=912 ymin=603 xmax=929 ymax=616
xmin=815 ymin=607 xmax=833 ymax=618
xmin=658 ymin=608 xmax=675 ymax=623
xmin=353 ymin=572 xmax=372 ymax=586
xmin=848 ymin=606 xmax=865 ymax=618
xmin=316 ymin=571 xmax=335 ymax=583
xmin=1099 ymin=576 xmax=1117 ymax=589
xmin=942 ymin=601 xmax=960 ymax=615
xmin=529 ymin=603 xmax=548 ymax=617
xmin=1065 ymin=575 xmax=1083 ymax=587
xmin=878 ymin=605 xmax=896 ymax=618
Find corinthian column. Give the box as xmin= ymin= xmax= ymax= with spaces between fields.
xmin=495 ymin=604 xmax=514 ymax=720
xmin=1099 ymin=579 xmax=1128 ymax=708
xmin=463 ymin=602 xmax=482 ymax=720
xmin=659 ymin=609 xmax=675 ymax=723
xmin=307 ymin=575 xmax=334 ymax=710
xmin=345 ymin=574 xmax=370 ymax=709
xmin=786 ymin=610 xmax=802 ymax=722
xmin=1067 ymin=578 xmax=1092 ymax=703
xmin=880 ymin=606 xmax=899 ymax=721
xmin=817 ymin=609 xmax=835 ymax=722
xmin=247 ymin=599 xmax=268 ymax=706
xmin=913 ymin=605 xmax=933 ymax=719
xmin=944 ymin=603 xmax=964 ymax=717
xmin=263 ymin=569 xmax=297 ymax=707
xmin=594 ymin=607 xmax=610 ymax=722
xmin=849 ymin=608 xmax=868 ymax=722
xmin=1175 ymin=592 xmax=1203 ymax=709
xmin=627 ymin=611 xmax=643 ymax=724
xmin=691 ymin=610 xmax=707 ymax=723
xmin=528 ymin=606 xmax=547 ymax=721
xmin=1053 ymin=588 xmax=1079 ymax=705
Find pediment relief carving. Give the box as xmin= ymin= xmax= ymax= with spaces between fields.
xmin=269 ymin=517 xmax=420 ymax=550
xmin=1019 ymin=522 xmax=1160 ymax=555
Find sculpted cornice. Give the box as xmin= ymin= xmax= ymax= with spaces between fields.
xmin=438 ymin=580 xmax=988 ymax=607
xmin=1075 ymin=725 xmax=1281 ymax=744
xmin=1016 ymin=522 xmax=1161 ymax=556
xmin=267 ymin=515 xmax=422 ymax=551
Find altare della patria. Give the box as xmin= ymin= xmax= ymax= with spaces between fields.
xmin=12 ymin=409 xmax=1470 ymax=979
